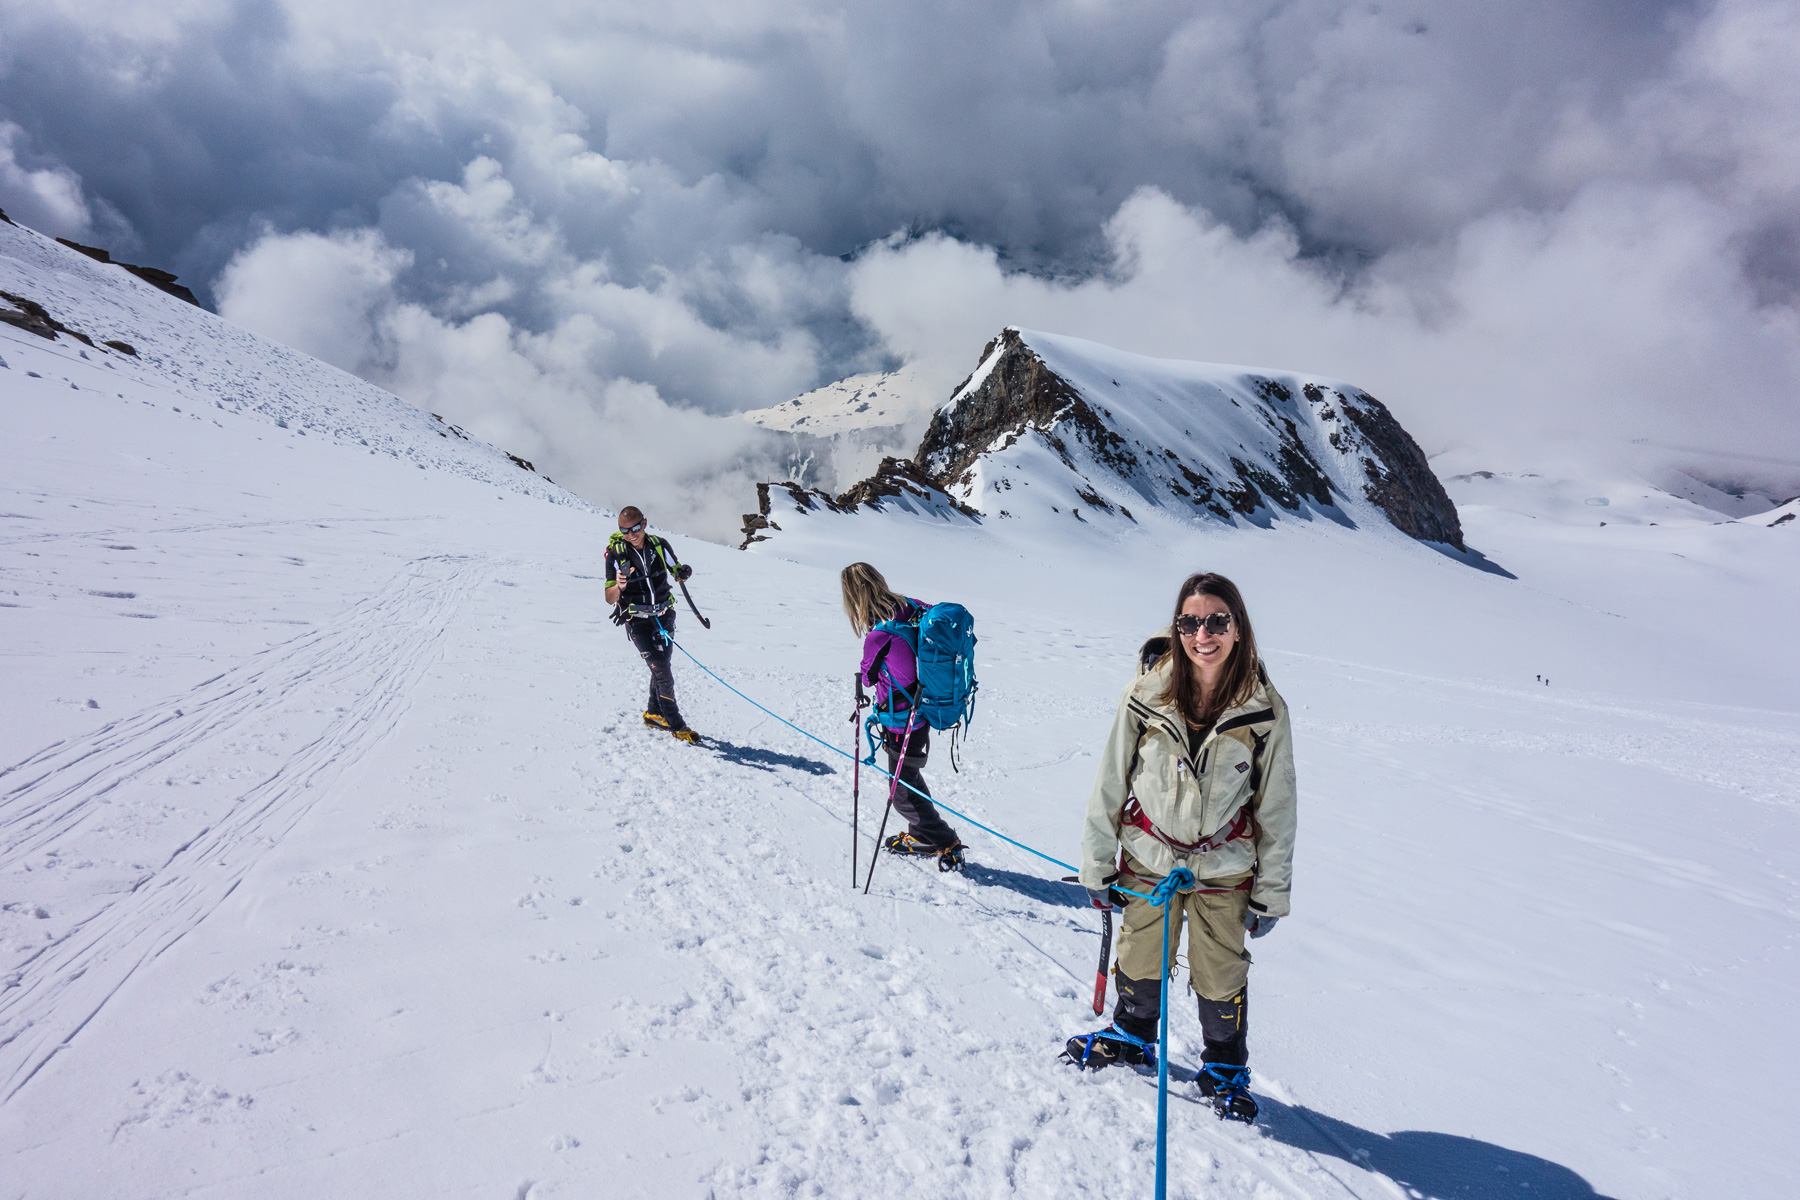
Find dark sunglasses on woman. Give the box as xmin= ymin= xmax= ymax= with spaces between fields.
xmin=1175 ymin=612 xmax=1232 ymax=637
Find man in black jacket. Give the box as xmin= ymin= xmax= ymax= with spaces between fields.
xmin=604 ymin=507 xmax=700 ymax=743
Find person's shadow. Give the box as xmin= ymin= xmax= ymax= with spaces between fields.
xmin=959 ymin=863 xmax=1088 ymax=908
xmin=705 ymin=738 xmax=837 ymax=776
xmin=1240 ymin=1094 xmax=1619 ymax=1199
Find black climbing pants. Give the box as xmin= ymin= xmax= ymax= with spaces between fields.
xmin=625 ymin=612 xmax=686 ymax=731
xmin=881 ymin=725 xmax=958 ymax=848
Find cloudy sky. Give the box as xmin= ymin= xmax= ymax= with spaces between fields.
xmin=3 ymin=0 xmax=1796 ymax=535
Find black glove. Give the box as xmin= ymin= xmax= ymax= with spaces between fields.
xmin=675 ymin=564 xmax=693 ymax=583
xmin=1086 ymin=887 xmax=1116 ymax=912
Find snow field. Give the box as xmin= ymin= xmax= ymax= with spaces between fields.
xmin=5 ymin=257 xmax=1800 ymax=1197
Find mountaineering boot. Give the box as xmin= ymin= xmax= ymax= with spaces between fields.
xmin=883 ymin=831 xmax=945 ymax=856
xmin=671 ymin=728 xmax=702 ymax=745
xmin=1195 ymin=1063 xmax=1258 ymax=1124
xmin=936 ymin=839 xmax=966 ymax=872
xmin=643 ymin=711 xmax=670 ymax=729
xmin=1061 ymin=1025 xmax=1155 ymax=1071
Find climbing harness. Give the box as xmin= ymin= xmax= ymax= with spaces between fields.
xmin=1120 ymin=796 xmax=1256 ymax=859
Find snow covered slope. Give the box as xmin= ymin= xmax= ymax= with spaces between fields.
xmin=926 ymin=328 xmax=1463 ymax=544
xmin=739 ymin=366 xmax=937 ymax=437
xmin=0 ymin=216 xmax=571 ymax=501
xmin=739 ymin=367 xmax=940 ymax=494
xmin=4 ymin=227 xmax=1800 ymax=1200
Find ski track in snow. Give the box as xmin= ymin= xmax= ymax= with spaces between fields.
xmin=0 ymin=555 xmax=481 ymax=1101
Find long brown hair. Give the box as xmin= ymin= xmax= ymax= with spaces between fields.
xmin=840 ymin=562 xmax=906 ymax=636
xmin=1159 ymin=572 xmax=1260 ymax=728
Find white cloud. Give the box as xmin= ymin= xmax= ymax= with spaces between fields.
xmin=215 ymin=227 xmax=413 ymax=373
xmin=214 ymin=216 xmax=826 ymax=540
xmin=6 ymin=0 xmax=1799 ymax=523
xmin=0 ymin=121 xmax=95 ymax=238
xmin=851 ymin=184 xmax=1800 ymax=492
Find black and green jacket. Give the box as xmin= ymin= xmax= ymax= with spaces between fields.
xmin=605 ymin=533 xmax=684 ymax=614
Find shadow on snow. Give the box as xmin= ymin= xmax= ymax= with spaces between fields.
xmin=960 ymin=863 xmax=1089 ymax=909
xmin=1246 ymin=1097 xmax=1617 ymax=1199
xmin=706 ymin=737 xmax=838 ymax=776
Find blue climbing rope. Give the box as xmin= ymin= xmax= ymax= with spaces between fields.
xmin=649 ymin=615 xmax=1155 ymax=899
xmin=1150 ymin=866 xmax=1195 ymax=1200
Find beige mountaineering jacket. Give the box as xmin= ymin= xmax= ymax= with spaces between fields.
xmin=1078 ymin=647 xmax=1297 ymax=919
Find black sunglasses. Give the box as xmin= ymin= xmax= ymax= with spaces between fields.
xmin=618 ymin=521 xmax=646 ymax=535
xmin=1174 ymin=612 xmax=1232 ymax=637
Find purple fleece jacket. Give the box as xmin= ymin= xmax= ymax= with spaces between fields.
xmin=860 ymin=598 xmax=927 ymax=714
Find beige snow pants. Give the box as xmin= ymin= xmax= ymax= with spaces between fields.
xmin=1113 ymin=854 xmax=1253 ymax=1001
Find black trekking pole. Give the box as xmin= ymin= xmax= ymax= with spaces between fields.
xmin=862 ymin=707 xmax=921 ymax=895
xmin=851 ymin=676 xmax=868 ymax=889
xmin=677 ymin=578 xmax=711 ymax=629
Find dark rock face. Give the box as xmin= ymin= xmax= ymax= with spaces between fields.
xmin=1 ymin=290 xmax=96 ymax=347
xmin=55 ymin=237 xmax=202 ymax=307
xmin=739 ymin=458 xmax=975 ymax=548
xmin=1306 ymin=383 xmax=1463 ymax=547
xmin=0 ymin=207 xmax=14 ymax=226
xmin=918 ymin=330 xmax=1089 ymax=485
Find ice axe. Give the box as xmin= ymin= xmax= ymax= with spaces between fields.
xmin=677 ymin=577 xmax=711 ymax=629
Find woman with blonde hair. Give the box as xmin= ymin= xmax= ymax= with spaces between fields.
xmin=1062 ymin=572 xmax=1297 ymax=1126
xmin=841 ymin=562 xmax=963 ymax=868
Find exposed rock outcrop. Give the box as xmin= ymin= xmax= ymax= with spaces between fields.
xmin=1 ymin=290 xmax=96 ymax=347
xmin=739 ymin=458 xmax=975 ymax=548
xmin=1305 ymin=382 xmax=1462 ymax=547
xmin=55 ymin=238 xmax=202 ymax=307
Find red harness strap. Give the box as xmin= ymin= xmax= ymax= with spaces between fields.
xmin=1119 ymin=798 xmax=1257 ymax=891
xmin=1121 ymin=796 xmax=1255 ymax=857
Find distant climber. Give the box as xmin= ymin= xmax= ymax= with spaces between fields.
xmin=841 ymin=563 xmax=965 ymax=870
xmin=605 ymin=507 xmax=700 ymax=745
xmin=1062 ymin=573 xmax=1297 ymax=1125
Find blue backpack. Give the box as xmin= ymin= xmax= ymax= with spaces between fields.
xmin=871 ymin=600 xmax=979 ymax=733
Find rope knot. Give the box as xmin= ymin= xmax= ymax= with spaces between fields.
xmin=1149 ymin=867 xmax=1195 ymax=907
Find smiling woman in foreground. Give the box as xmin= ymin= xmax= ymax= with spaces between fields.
xmin=1062 ymin=572 xmax=1298 ymax=1125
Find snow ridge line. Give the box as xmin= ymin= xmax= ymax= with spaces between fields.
xmin=0 ymin=555 xmax=481 ymax=1103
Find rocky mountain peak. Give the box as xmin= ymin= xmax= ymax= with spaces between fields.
xmin=741 ymin=327 xmax=1464 ymax=551
xmin=917 ymin=327 xmax=1462 ymax=547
